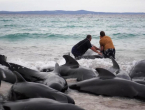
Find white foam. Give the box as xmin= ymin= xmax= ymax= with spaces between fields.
xmin=4 ymin=56 xmax=138 ymax=75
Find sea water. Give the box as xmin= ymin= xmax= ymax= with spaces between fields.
xmin=0 ymin=14 xmax=145 ymax=110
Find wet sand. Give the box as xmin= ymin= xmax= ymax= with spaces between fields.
xmin=1 ymin=81 xmax=145 ymax=110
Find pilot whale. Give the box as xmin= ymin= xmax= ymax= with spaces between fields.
xmin=58 ymin=55 xmax=98 ymax=81
xmin=0 ymin=68 xmax=15 ymax=84
xmin=58 ymin=55 xmax=130 ymax=81
xmin=77 ymin=49 xmax=103 ymax=60
xmin=2 ymin=98 xmax=84 ymax=110
xmin=99 ymin=56 xmax=131 ymax=80
xmin=7 ymin=71 xmax=74 ymax=104
xmin=0 ymin=55 xmax=68 ymax=92
xmin=69 ymin=72 xmax=145 ymax=100
xmin=69 ymin=58 xmax=145 ymax=100
xmin=8 ymin=63 xmax=68 ymax=92
xmin=129 ymin=60 xmax=145 ymax=84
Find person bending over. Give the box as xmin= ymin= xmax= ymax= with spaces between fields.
xmin=99 ymin=31 xmax=115 ymax=59
xmin=71 ymin=35 xmax=102 ymax=59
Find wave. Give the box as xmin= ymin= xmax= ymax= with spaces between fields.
xmin=4 ymin=24 xmax=18 ymax=27
xmin=0 ymin=33 xmax=31 ymax=41
xmin=0 ymin=19 xmax=13 ymax=22
xmin=112 ymin=33 xmax=137 ymax=39
xmin=0 ymin=33 xmax=87 ymax=41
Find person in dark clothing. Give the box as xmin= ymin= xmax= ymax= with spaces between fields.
xmin=71 ymin=35 xmax=102 ymax=58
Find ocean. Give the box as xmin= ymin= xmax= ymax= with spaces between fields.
xmin=0 ymin=14 xmax=145 ymax=110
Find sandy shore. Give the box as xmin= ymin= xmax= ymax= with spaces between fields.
xmin=1 ymin=81 xmax=145 ymax=110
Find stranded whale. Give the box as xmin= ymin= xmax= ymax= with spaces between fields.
xmin=69 ymin=58 xmax=145 ymax=100
xmin=2 ymin=98 xmax=84 ymax=110
xmin=69 ymin=75 xmax=145 ymax=100
xmin=129 ymin=60 xmax=145 ymax=84
xmin=0 ymin=55 xmax=68 ymax=92
xmin=7 ymin=63 xmax=68 ymax=92
xmin=58 ymin=55 xmax=98 ymax=81
xmin=0 ymin=68 xmax=15 ymax=84
xmin=8 ymin=71 xmax=74 ymax=104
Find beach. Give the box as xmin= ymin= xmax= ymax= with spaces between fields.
xmin=1 ymin=79 xmax=145 ymax=110
xmin=0 ymin=14 xmax=145 ymax=109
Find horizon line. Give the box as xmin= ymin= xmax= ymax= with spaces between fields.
xmin=0 ymin=10 xmax=145 ymax=14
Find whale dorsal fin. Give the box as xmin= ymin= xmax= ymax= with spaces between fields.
xmin=96 ymin=68 xmax=116 ymax=79
xmin=63 ymin=55 xmax=79 ymax=68
xmin=53 ymin=63 xmax=60 ymax=74
xmin=13 ymin=71 xmax=26 ymax=83
xmin=109 ymin=56 xmax=120 ymax=74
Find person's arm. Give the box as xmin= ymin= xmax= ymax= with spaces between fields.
xmin=92 ymin=45 xmax=100 ymax=50
xmin=100 ymin=46 xmax=104 ymax=52
xmin=91 ymin=46 xmax=102 ymax=55
xmin=99 ymin=40 xmax=104 ymax=52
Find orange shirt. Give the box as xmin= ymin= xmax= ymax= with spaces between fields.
xmin=99 ymin=36 xmax=115 ymax=51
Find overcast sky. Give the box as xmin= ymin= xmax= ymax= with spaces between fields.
xmin=0 ymin=0 xmax=145 ymax=12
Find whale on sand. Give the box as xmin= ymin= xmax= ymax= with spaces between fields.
xmin=58 ymin=55 xmax=129 ymax=81
xmin=7 ymin=63 xmax=68 ymax=92
xmin=8 ymin=71 xmax=74 ymax=104
xmin=96 ymin=56 xmax=131 ymax=80
xmin=1 ymin=98 xmax=84 ymax=110
xmin=69 ymin=67 xmax=145 ymax=100
xmin=0 ymin=55 xmax=68 ymax=92
xmin=129 ymin=60 xmax=145 ymax=84
xmin=58 ymin=55 xmax=98 ymax=81
xmin=0 ymin=68 xmax=15 ymax=84
xmin=0 ymin=55 xmax=16 ymax=84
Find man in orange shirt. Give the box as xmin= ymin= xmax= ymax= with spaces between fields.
xmin=99 ymin=31 xmax=115 ymax=59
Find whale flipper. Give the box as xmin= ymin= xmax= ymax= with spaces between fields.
xmin=53 ymin=63 xmax=60 ymax=74
xmin=96 ymin=68 xmax=116 ymax=79
xmin=0 ymin=69 xmax=6 ymax=86
xmin=13 ymin=71 xmax=26 ymax=83
xmin=63 ymin=55 xmax=79 ymax=68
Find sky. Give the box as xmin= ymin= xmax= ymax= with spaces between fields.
xmin=0 ymin=0 xmax=145 ymax=12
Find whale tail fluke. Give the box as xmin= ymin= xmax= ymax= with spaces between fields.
xmin=69 ymin=84 xmax=80 ymax=90
xmin=66 ymin=95 xmax=75 ymax=104
xmin=53 ymin=63 xmax=60 ymax=74
xmin=109 ymin=56 xmax=120 ymax=74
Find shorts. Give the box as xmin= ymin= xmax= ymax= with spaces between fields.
xmin=71 ymin=47 xmax=82 ymax=58
xmin=103 ymin=48 xmax=115 ymax=59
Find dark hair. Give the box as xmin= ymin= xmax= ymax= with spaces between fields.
xmin=100 ymin=31 xmax=105 ymax=37
xmin=86 ymin=35 xmax=92 ymax=39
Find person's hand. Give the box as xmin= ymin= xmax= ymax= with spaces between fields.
xmin=98 ymin=52 xmax=103 ymax=56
